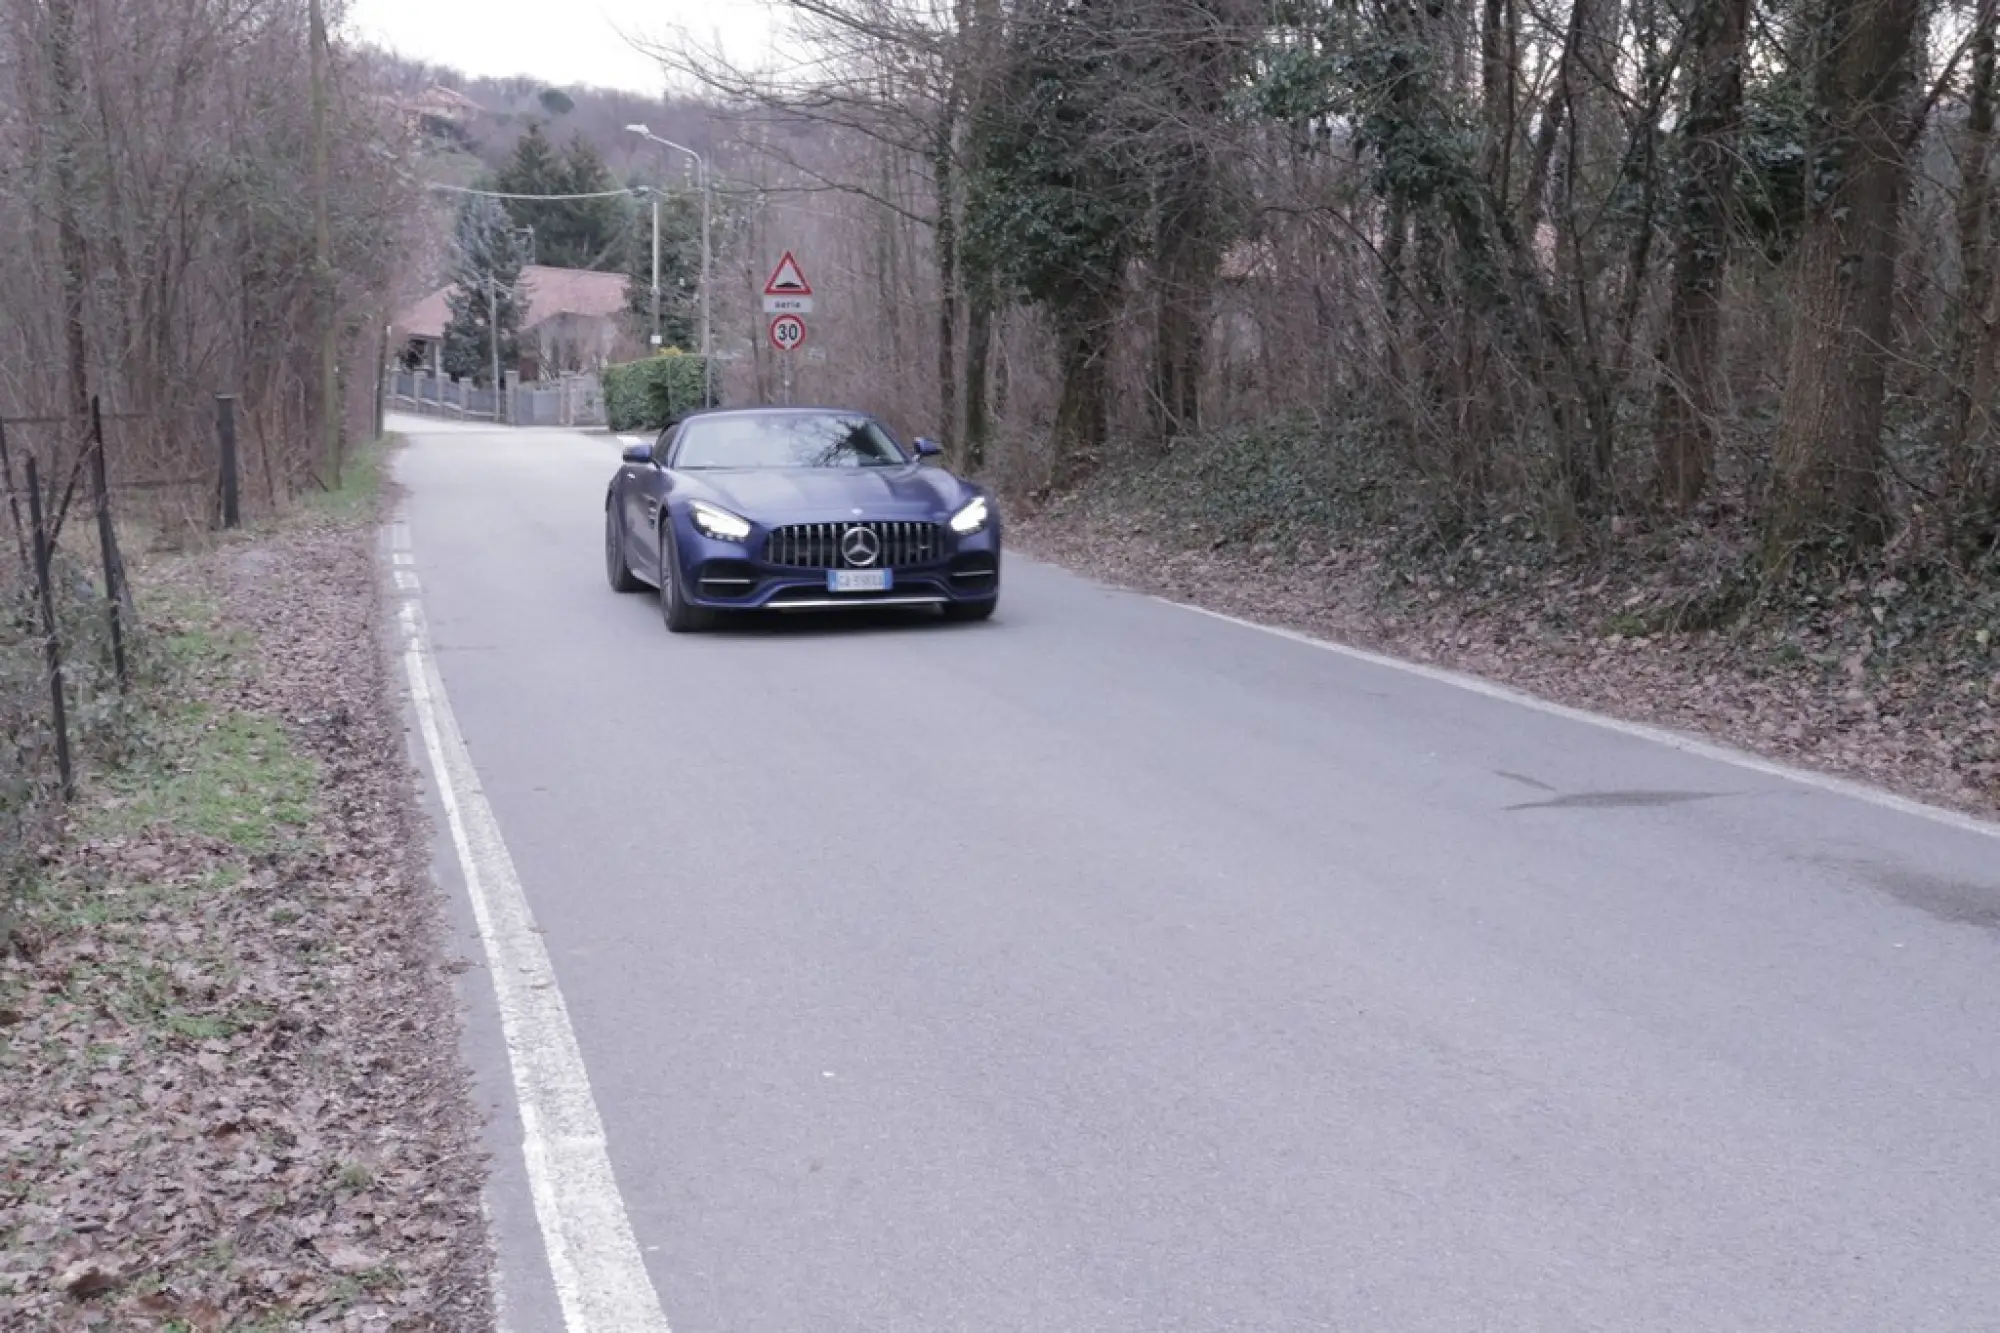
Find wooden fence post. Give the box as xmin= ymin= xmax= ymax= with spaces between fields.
xmin=88 ymin=397 xmax=127 ymax=688
xmin=0 ymin=414 xmax=29 ymax=576
xmin=216 ymin=394 xmax=240 ymax=530
xmin=374 ymin=325 xmax=388 ymax=440
xmin=24 ymin=454 xmax=72 ymax=803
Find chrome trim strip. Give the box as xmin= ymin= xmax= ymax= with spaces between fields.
xmin=768 ymin=595 xmax=947 ymax=611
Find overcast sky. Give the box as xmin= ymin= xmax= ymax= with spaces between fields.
xmin=343 ymin=0 xmax=780 ymax=95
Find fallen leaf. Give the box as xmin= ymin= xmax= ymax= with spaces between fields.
xmin=315 ymin=1238 xmax=383 ymax=1273
xmin=58 ymin=1260 xmax=118 ymax=1300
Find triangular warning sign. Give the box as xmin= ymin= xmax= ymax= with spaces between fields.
xmin=763 ymin=251 xmax=812 ymax=296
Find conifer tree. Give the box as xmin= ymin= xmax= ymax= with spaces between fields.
xmin=441 ymin=193 xmax=528 ymax=383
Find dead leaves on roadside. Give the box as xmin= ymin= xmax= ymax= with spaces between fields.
xmin=0 ymin=520 xmax=490 ymax=1330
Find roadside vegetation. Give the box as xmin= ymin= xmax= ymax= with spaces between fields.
xmin=1 ymin=439 xmax=493 ymax=1328
xmin=0 ymin=0 xmax=432 ymax=931
xmin=1014 ymin=416 xmax=2000 ymax=812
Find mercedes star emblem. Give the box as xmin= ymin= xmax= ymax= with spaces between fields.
xmin=840 ymin=525 xmax=882 ymax=567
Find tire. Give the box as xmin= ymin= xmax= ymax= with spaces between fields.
xmin=942 ymin=596 xmax=997 ymax=623
xmin=606 ymin=503 xmax=642 ymax=592
xmin=658 ymin=526 xmax=714 ymax=633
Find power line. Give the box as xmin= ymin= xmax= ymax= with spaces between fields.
xmin=426 ymin=181 xmax=645 ymax=202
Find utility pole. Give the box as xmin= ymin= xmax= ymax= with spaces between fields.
xmin=699 ymin=158 xmax=713 ymax=405
xmin=309 ymin=0 xmax=338 ymax=482
xmin=626 ymin=125 xmax=713 ymax=403
xmin=650 ymin=192 xmax=662 ymax=349
xmin=487 ymin=271 xmax=502 ymax=422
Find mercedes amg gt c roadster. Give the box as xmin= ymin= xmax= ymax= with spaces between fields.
xmin=604 ymin=406 xmax=1001 ymax=632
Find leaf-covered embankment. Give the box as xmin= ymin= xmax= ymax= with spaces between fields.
xmin=1010 ymin=416 xmax=2000 ymax=818
xmin=0 ymin=455 xmax=492 ymax=1330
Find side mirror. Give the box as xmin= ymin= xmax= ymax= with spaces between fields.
xmin=913 ymin=437 xmax=943 ymax=458
xmin=621 ymin=443 xmax=653 ymax=465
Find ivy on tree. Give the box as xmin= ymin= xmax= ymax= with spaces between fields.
xmin=965 ymin=0 xmax=1151 ymax=469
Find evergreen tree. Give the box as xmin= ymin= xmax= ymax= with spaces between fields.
xmin=491 ymin=122 xmax=630 ymax=270
xmin=492 ymin=123 xmax=565 ymax=266
xmin=440 ymin=193 xmax=528 ymax=383
xmin=557 ymin=136 xmax=629 ymax=270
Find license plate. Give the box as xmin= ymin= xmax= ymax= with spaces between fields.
xmin=828 ymin=569 xmax=892 ymax=593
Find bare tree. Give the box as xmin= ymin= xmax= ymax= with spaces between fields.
xmin=0 ymin=0 xmax=427 ymax=512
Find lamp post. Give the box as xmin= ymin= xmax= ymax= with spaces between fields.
xmin=626 ymin=123 xmax=713 ymax=408
xmin=648 ymin=190 xmax=661 ymax=353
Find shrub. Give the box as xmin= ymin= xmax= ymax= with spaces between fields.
xmin=602 ymin=352 xmax=715 ymax=432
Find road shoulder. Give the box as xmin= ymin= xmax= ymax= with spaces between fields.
xmin=1010 ymin=512 xmax=1999 ymax=823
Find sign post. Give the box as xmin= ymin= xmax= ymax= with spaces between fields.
xmin=761 ymin=251 xmax=813 ymax=314
xmin=767 ymin=315 xmax=807 ymax=405
xmin=767 ymin=314 xmax=808 ymax=353
xmin=762 ymin=253 xmax=814 ymax=406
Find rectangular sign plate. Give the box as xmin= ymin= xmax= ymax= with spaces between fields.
xmin=762 ymin=295 xmax=814 ymax=314
xmin=828 ymin=569 xmax=891 ymax=593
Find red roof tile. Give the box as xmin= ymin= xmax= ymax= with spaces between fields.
xmin=394 ymin=264 xmax=628 ymax=341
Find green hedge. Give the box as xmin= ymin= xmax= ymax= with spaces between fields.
xmin=603 ymin=353 xmax=715 ymax=432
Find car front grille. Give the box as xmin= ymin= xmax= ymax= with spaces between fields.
xmin=764 ymin=520 xmax=943 ymax=569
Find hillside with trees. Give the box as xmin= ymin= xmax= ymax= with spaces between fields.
xmin=372 ymin=53 xmax=716 ymax=363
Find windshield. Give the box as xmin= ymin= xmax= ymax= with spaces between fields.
xmin=673 ymin=413 xmax=910 ymax=470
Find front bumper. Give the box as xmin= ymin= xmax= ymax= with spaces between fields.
xmin=672 ymin=515 xmax=1001 ymax=612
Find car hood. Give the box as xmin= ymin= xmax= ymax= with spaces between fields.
xmin=685 ymin=466 xmax=972 ymax=520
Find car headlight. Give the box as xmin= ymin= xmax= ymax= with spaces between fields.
xmin=949 ymin=496 xmax=990 ymax=535
xmin=690 ymin=501 xmax=751 ymax=542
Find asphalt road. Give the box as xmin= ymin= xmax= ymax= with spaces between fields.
xmin=387 ymin=414 xmax=2000 ymax=1333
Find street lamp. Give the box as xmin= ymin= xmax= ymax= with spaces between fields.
xmin=626 ymin=123 xmax=713 ymax=408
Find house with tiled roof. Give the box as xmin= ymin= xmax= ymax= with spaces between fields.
xmin=393 ymin=264 xmax=632 ymax=382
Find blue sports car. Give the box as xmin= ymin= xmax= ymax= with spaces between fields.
xmin=604 ymin=406 xmax=1001 ymax=632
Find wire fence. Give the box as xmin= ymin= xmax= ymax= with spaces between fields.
xmin=1 ymin=394 xmax=246 ymax=900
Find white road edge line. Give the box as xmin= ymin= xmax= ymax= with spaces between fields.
xmin=393 ymin=541 xmax=673 ymax=1332
xmin=1154 ymin=596 xmax=2000 ymax=842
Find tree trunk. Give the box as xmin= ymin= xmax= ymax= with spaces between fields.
xmin=1051 ymin=297 xmax=1114 ymax=488
xmin=1149 ymin=2 xmax=1231 ymax=444
xmin=1651 ymin=0 xmax=1752 ymax=509
xmin=965 ymin=274 xmax=995 ymax=469
xmin=309 ymin=0 xmax=339 ymax=483
xmin=1948 ymin=0 xmax=1998 ymax=535
xmin=1381 ymin=193 xmax=1411 ymax=422
xmin=1764 ymin=0 xmax=1922 ymax=568
xmin=933 ymin=85 xmax=963 ymax=451
xmin=45 ymin=0 xmax=92 ymax=449
xmin=1478 ymin=0 xmax=1516 ymax=207
xmin=1152 ymin=157 xmax=1215 ymax=441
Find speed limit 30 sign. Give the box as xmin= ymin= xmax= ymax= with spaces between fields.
xmin=768 ymin=313 xmax=808 ymax=353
